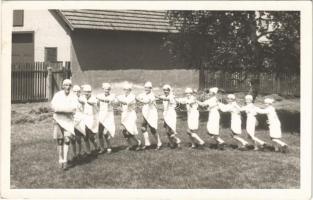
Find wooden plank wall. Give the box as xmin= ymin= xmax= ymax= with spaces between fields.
xmin=11 ymin=62 xmax=71 ymax=103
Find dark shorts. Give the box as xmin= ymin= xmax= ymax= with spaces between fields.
xmin=85 ymin=126 xmax=96 ymax=139
xmin=142 ymin=118 xmax=156 ymax=131
xmin=74 ymin=128 xmax=84 ymax=138
xmin=163 ymin=122 xmax=175 ymax=136
xmin=53 ymin=121 xmax=74 ymax=141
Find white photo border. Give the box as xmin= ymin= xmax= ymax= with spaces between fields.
xmin=1 ymin=1 xmax=312 ymax=199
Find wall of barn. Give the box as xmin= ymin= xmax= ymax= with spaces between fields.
xmin=70 ymin=30 xmax=199 ymax=89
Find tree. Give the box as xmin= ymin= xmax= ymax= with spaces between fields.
xmin=164 ymin=11 xmax=300 ymax=89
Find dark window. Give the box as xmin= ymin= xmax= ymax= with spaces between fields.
xmin=45 ymin=47 xmax=58 ymax=63
xmin=11 ymin=33 xmax=34 ymax=63
xmin=12 ymin=33 xmax=33 ymax=43
xmin=13 ymin=10 xmax=24 ymax=27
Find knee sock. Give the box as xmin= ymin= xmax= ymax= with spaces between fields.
xmin=153 ymin=133 xmax=162 ymax=147
xmin=143 ymin=132 xmax=151 ymax=146
xmin=215 ymin=136 xmax=225 ymax=144
xmin=58 ymin=145 xmax=63 ymax=163
xmin=233 ymin=135 xmax=248 ymax=146
xmin=63 ymin=144 xmax=69 ymax=163
xmin=252 ymin=136 xmax=265 ymax=146
xmin=191 ymin=133 xmax=205 ymax=145
xmin=272 ymin=139 xmax=287 ymax=147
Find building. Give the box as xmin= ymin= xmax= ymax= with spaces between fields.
xmin=12 ymin=10 xmax=71 ymax=64
xmin=12 ymin=10 xmax=199 ymax=88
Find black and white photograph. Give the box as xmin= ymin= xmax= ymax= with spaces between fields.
xmin=0 ymin=1 xmax=312 ymax=199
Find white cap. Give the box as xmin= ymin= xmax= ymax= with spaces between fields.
xmin=102 ymin=83 xmax=111 ymax=90
xmin=73 ymin=85 xmax=80 ymax=92
xmin=245 ymin=95 xmax=253 ymax=102
xmin=163 ymin=84 xmax=171 ymax=90
xmin=185 ymin=87 xmax=193 ymax=94
xmin=209 ymin=87 xmax=218 ymax=94
xmin=144 ymin=81 xmax=153 ymax=88
xmin=62 ymin=79 xmax=72 ymax=85
xmin=123 ymin=82 xmax=132 ymax=90
xmin=227 ymin=94 xmax=235 ymax=100
xmin=82 ymin=84 xmax=92 ymax=92
xmin=264 ymin=98 xmax=274 ymax=104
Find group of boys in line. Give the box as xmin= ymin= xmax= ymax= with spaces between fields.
xmin=51 ymin=79 xmax=288 ymax=170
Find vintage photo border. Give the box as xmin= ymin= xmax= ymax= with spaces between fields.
xmin=1 ymin=1 xmax=312 ymax=199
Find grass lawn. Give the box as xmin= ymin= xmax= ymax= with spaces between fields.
xmin=10 ymin=102 xmax=300 ymax=189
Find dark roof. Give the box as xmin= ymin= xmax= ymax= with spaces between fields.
xmin=58 ymin=10 xmax=179 ymax=33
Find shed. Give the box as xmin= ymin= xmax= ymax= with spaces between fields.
xmin=57 ymin=10 xmax=199 ymax=89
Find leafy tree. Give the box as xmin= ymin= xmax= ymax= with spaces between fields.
xmin=164 ymin=11 xmax=300 ymax=88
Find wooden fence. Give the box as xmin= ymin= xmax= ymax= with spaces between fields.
xmin=204 ymin=70 xmax=300 ymax=96
xmin=11 ymin=62 xmax=71 ymax=103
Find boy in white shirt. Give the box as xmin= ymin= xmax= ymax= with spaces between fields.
xmin=241 ymin=95 xmax=267 ymax=151
xmin=136 ymin=81 xmax=162 ymax=150
xmin=257 ymin=98 xmax=288 ymax=153
xmin=79 ymin=84 xmax=100 ymax=155
xmin=218 ymin=94 xmax=249 ymax=150
xmin=176 ymin=88 xmax=205 ymax=148
xmin=158 ymin=84 xmax=181 ymax=148
xmin=72 ymin=85 xmax=86 ymax=160
xmin=97 ymin=83 xmax=116 ymax=154
xmin=197 ymin=87 xmax=225 ymax=150
xmin=116 ymin=83 xmax=141 ymax=151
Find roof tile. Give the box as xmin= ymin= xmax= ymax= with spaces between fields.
xmin=59 ymin=9 xmax=179 ymax=33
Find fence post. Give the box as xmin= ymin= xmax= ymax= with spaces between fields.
xmin=47 ymin=66 xmax=53 ymax=100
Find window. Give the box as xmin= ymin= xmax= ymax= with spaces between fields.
xmin=45 ymin=47 xmax=58 ymax=63
xmin=13 ymin=10 xmax=24 ymax=27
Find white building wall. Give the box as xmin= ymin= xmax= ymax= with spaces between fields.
xmin=12 ymin=10 xmax=71 ymax=62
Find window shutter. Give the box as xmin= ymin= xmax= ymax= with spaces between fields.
xmin=13 ymin=10 xmax=24 ymax=27
xmin=45 ymin=48 xmax=58 ymax=63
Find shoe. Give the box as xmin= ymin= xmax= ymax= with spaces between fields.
xmin=246 ymin=144 xmax=255 ymax=150
xmin=98 ymin=149 xmax=105 ymax=154
xmin=59 ymin=162 xmax=63 ymax=169
xmin=190 ymin=144 xmax=196 ymax=149
xmin=259 ymin=144 xmax=266 ymax=151
xmin=141 ymin=145 xmax=150 ymax=150
xmin=106 ymin=148 xmax=112 ymax=153
xmin=274 ymin=146 xmax=280 ymax=152
xmin=218 ymin=143 xmax=225 ymax=150
xmin=135 ymin=145 xmax=141 ymax=151
xmin=197 ymin=143 xmax=205 ymax=150
xmin=70 ymin=156 xmax=78 ymax=164
xmin=281 ymin=145 xmax=289 ymax=153
xmin=63 ymin=162 xmax=69 ymax=171
xmin=238 ymin=145 xmax=248 ymax=151
xmin=155 ymin=145 xmax=162 ymax=151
